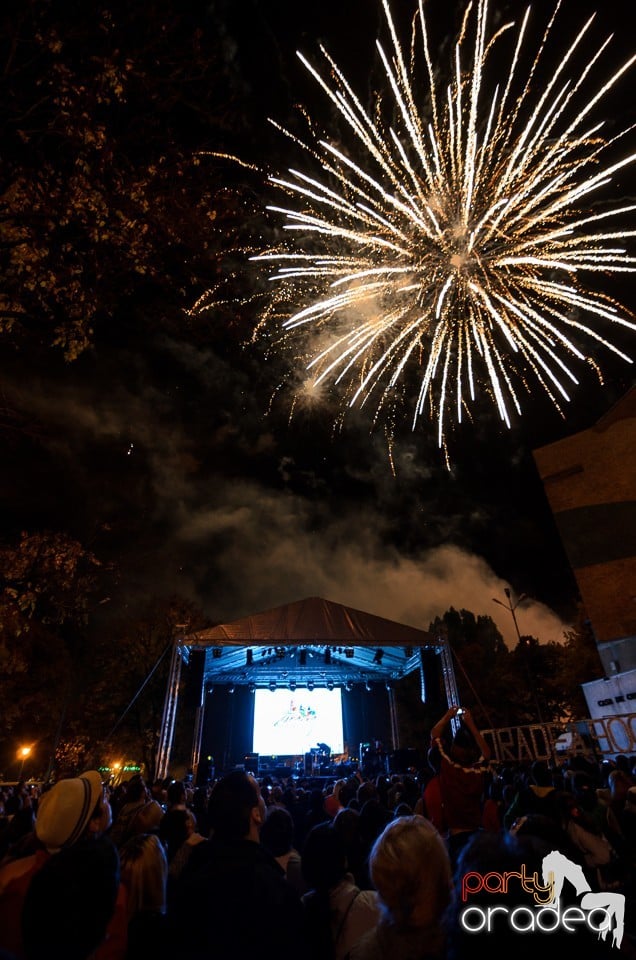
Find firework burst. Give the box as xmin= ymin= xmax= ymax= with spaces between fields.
xmin=249 ymin=0 xmax=636 ymax=451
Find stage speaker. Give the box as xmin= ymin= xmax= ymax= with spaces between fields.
xmin=195 ymin=757 xmax=215 ymax=786
xmin=390 ymin=748 xmax=421 ymax=773
xmin=244 ymin=753 xmax=259 ymax=774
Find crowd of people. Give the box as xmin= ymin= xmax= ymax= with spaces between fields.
xmin=1 ymin=705 xmax=635 ymax=959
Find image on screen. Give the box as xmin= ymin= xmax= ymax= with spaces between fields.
xmin=252 ymin=687 xmax=344 ymax=756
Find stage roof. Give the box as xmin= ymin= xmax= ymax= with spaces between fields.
xmin=182 ymin=596 xmax=438 ymax=689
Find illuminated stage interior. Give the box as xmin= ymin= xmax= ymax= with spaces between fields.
xmin=158 ymin=596 xmax=454 ymax=780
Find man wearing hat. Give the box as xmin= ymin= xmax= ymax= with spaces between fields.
xmin=0 ymin=771 xmax=127 ymax=960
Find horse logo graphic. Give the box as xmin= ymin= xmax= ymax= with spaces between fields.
xmin=542 ymin=850 xmax=625 ymax=949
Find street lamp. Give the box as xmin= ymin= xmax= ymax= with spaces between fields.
xmin=492 ymin=587 xmax=527 ymax=644
xmin=493 ymin=588 xmax=546 ymax=727
xmin=18 ymin=746 xmax=32 ymax=780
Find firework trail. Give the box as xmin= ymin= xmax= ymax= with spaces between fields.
xmin=250 ymin=0 xmax=636 ymax=450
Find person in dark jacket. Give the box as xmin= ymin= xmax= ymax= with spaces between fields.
xmin=503 ymin=760 xmax=563 ymax=831
xmin=168 ymin=770 xmax=307 ymax=960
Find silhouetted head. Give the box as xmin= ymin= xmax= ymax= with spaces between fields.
xmin=450 ymin=723 xmax=480 ymax=764
xmin=301 ymin=822 xmax=347 ymax=891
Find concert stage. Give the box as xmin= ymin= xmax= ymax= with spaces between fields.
xmin=156 ymin=597 xmax=448 ymax=780
xmin=242 ymin=752 xmax=358 ymax=779
xmin=199 ymin=744 xmax=423 ymax=785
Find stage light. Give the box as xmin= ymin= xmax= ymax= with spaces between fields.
xmin=248 ymin=683 xmax=256 ymax=694
xmin=212 ymin=647 xmax=222 ymax=659
xmin=307 ymin=681 xmax=315 ymax=691
xmin=228 ymin=684 xmax=235 ymax=694
xmin=345 ymin=648 xmax=354 ymax=658
xmin=324 ymin=648 xmax=332 ymax=665
xmin=366 ymin=680 xmax=372 ymax=692
xmin=385 ymin=681 xmax=392 ymax=691
xmin=344 ymin=681 xmax=353 ymax=692
xmin=373 ymin=649 xmax=384 ymax=664
xmin=269 ymin=681 xmax=277 ymax=692
xmin=246 ymin=649 xmax=253 ymax=666
xmin=289 ymin=681 xmax=297 ymax=692
xmin=327 ymin=680 xmax=334 ymax=691
xmin=299 ymin=649 xmax=307 ymax=666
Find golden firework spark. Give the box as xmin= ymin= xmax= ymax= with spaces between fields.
xmin=251 ymin=0 xmax=636 ymax=448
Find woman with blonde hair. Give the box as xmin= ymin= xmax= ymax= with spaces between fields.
xmin=347 ymin=815 xmax=451 ymax=960
xmin=118 ymin=832 xmax=169 ymax=959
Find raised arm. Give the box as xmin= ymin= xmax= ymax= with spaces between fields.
xmin=461 ymin=707 xmax=492 ymax=761
xmin=429 ymin=706 xmax=492 ymax=761
xmin=430 ymin=705 xmax=461 ymax=743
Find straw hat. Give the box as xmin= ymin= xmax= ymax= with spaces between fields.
xmin=132 ymin=799 xmax=164 ymax=834
xmin=35 ymin=771 xmax=103 ymax=854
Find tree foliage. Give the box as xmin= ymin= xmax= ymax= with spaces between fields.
xmin=0 ymin=530 xmax=102 ymax=771
xmin=0 ymin=0 xmax=244 ymax=361
xmin=83 ymin=596 xmax=206 ymax=780
xmin=426 ymin=606 xmax=603 ymax=730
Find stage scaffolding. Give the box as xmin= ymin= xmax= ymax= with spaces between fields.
xmin=155 ymin=641 xmax=189 ymax=781
xmin=155 ymin=633 xmax=460 ymax=781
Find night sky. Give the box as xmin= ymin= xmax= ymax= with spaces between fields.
xmin=3 ymin=0 xmax=635 ymax=651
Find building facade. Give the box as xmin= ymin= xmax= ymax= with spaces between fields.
xmin=533 ymin=386 xmax=636 ymax=723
